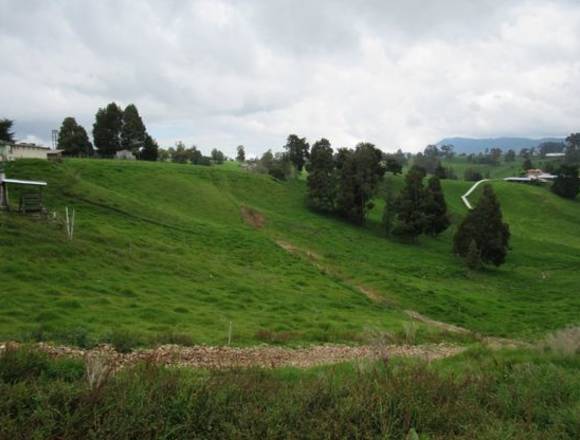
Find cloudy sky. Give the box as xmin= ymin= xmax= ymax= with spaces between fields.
xmin=1 ymin=0 xmax=580 ymax=155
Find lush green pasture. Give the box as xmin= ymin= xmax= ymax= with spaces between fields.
xmin=0 ymin=345 xmax=578 ymax=439
xmin=440 ymin=155 xmax=562 ymax=180
xmin=0 ymin=158 xmax=578 ymax=346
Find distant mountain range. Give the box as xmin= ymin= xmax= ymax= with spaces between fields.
xmin=436 ymin=137 xmax=564 ymax=154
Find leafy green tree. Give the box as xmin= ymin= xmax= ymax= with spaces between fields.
xmin=423 ymin=176 xmax=450 ymax=236
xmin=464 ymin=168 xmax=483 ymax=182
xmin=453 ymin=184 xmax=510 ymax=267
xmin=120 ymin=104 xmax=147 ymax=154
xmin=191 ymin=146 xmax=204 ymax=165
xmin=504 ymin=149 xmax=516 ymax=162
xmin=236 ymin=145 xmax=245 ymax=162
xmin=93 ymin=102 xmax=123 ymax=157
xmin=158 ymin=148 xmax=170 ymax=162
xmin=57 ymin=117 xmax=93 ymax=156
xmin=284 ymin=134 xmax=309 ymax=172
xmin=384 ymin=154 xmax=403 ymax=174
xmin=171 ymin=141 xmax=191 ymax=163
xmin=211 ymin=148 xmax=225 ymax=164
xmin=259 ymin=149 xmax=274 ymax=171
xmin=392 ymin=165 xmax=427 ymax=240
xmin=551 ymin=165 xmax=579 ymax=199
xmin=140 ymin=134 xmax=159 ymax=161
xmin=336 ymin=143 xmax=385 ymax=225
xmin=382 ymin=184 xmax=397 ymax=237
xmin=306 ymin=138 xmax=336 ymax=212
xmin=0 ymin=119 xmax=15 ymax=143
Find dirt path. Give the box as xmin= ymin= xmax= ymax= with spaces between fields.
xmin=1 ymin=342 xmax=464 ymax=370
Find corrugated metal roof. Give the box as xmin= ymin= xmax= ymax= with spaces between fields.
xmin=1 ymin=178 xmax=47 ymax=186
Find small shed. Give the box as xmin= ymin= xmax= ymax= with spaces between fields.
xmin=115 ymin=149 xmax=136 ymax=160
xmin=0 ymin=172 xmax=47 ymax=213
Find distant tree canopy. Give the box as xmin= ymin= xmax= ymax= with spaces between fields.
xmin=392 ymin=165 xmax=428 ymax=240
xmin=211 ymin=148 xmax=225 ymax=164
xmin=522 ymin=158 xmax=534 ymax=171
xmin=538 ymin=141 xmax=564 ymax=157
xmin=423 ymin=176 xmax=450 ymax=236
xmin=384 ymin=154 xmax=403 ymax=175
xmin=140 ymin=134 xmax=159 ymax=161
xmin=120 ymin=104 xmax=147 ymax=154
xmin=57 ymin=117 xmax=93 ymax=156
xmin=93 ymin=102 xmax=158 ymax=159
xmin=284 ymin=134 xmax=310 ymax=172
xmin=236 ymin=145 xmax=245 ymax=162
xmin=564 ymin=133 xmax=580 ymax=165
xmin=551 ymin=165 xmax=579 ymax=200
xmin=504 ymin=149 xmax=516 ymax=162
xmin=0 ymin=119 xmax=15 ymax=143
xmin=306 ymin=138 xmax=336 ymax=212
xmin=464 ymin=168 xmax=483 ymax=182
xmin=453 ymin=184 xmax=510 ymax=267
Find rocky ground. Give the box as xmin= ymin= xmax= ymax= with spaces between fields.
xmin=0 ymin=342 xmax=464 ymax=370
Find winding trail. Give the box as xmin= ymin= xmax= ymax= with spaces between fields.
xmin=461 ymin=179 xmax=491 ymax=209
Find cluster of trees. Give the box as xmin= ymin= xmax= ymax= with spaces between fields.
xmin=54 ymin=103 xmax=159 ymax=161
xmin=384 ymin=166 xmax=451 ymax=240
xmin=162 ymin=142 xmax=227 ymax=166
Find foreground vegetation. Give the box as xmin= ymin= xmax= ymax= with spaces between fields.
xmin=0 ymin=344 xmax=578 ymax=439
xmin=0 ymin=158 xmax=579 ymax=347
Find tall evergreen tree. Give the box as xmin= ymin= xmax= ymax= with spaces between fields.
xmin=453 ymin=184 xmax=510 ymax=267
xmin=551 ymin=164 xmax=579 ymax=199
xmin=306 ymin=138 xmax=336 ymax=212
xmin=93 ymin=102 xmax=123 ymax=158
xmin=284 ymin=134 xmax=310 ymax=172
xmin=336 ymin=143 xmax=385 ymax=225
xmin=0 ymin=119 xmax=15 ymax=143
xmin=57 ymin=117 xmax=93 ymax=156
xmin=522 ymin=157 xmax=534 ymax=171
xmin=140 ymin=134 xmax=159 ymax=161
xmin=236 ymin=145 xmax=245 ymax=162
xmin=423 ymin=176 xmax=450 ymax=236
xmin=564 ymin=133 xmax=580 ymax=165
xmin=392 ymin=165 xmax=428 ymax=240
xmin=120 ymin=104 xmax=147 ymax=154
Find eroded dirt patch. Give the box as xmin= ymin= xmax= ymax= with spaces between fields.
xmin=240 ymin=206 xmax=265 ymax=229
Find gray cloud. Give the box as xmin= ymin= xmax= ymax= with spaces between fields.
xmin=1 ymin=0 xmax=579 ymax=155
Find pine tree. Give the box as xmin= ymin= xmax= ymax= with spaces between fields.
xmin=236 ymin=145 xmax=245 ymax=162
xmin=120 ymin=104 xmax=147 ymax=154
xmin=0 ymin=119 xmax=15 ymax=143
xmin=551 ymin=165 xmax=579 ymax=199
xmin=423 ymin=176 xmax=450 ymax=236
xmin=57 ymin=117 xmax=93 ymax=156
xmin=93 ymin=102 xmax=123 ymax=158
xmin=434 ymin=162 xmax=447 ymax=179
xmin=465 ymin=239 xmax=482 ymax=270
xmin=306 ymin=138 xmax=336 ymax=212
xmin=140 ymin=134 xmax=159 ymax=161
xmin=453 ymin=184 xmax=510 ymax=267
xmin=392 ymin=165 xmax=427 ymax=240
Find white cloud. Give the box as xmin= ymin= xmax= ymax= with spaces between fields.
xmin=0 ymin=0 xmax=579 ymax=153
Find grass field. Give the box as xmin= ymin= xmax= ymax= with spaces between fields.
xmin=0 ymin=158 xmax=579 ymax=347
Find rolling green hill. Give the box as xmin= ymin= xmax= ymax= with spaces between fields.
xmin=1 ymin=159 xmax=579 ymax=347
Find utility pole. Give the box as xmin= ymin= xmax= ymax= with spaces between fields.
xmin=51 ymin=129 xmax=58 ymax=150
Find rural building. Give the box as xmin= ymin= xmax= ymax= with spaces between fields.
xmin=0 ymin=141 xmax=50 ymax=160
xmin=504 ymin=168 xmax=557 ymax=184
xmin=0 ymin=168 xmax=47 ymax=213
xmin=115 ymin=149 xmax=136 ymax=160
xmin=545 ymin=152 xmax=565 ymax=158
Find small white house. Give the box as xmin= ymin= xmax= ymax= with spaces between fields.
xmin=545 ymin=152 xmax=565 ymax=158
xmin=115 ymin=149 xmax=136 ymax=160
xmin=0 ymin=142 xmax=50 ymax=160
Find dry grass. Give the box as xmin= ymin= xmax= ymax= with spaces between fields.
xmin=539 ymin=327 xmax=580 ymax=356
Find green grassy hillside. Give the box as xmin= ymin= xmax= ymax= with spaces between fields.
xmin=1 ymin=159 xmax=579 ymax=346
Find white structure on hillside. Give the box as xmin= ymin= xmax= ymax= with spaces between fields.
xmin=115 ymin=149 xmax=136 ymax=160
xmin=0 ymin=141 xmax=50 ymax=160
xmin=545 ymin=152 xmax=565 ymax=158
xmin=504 ymin=168 xmax=557 ymax=183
